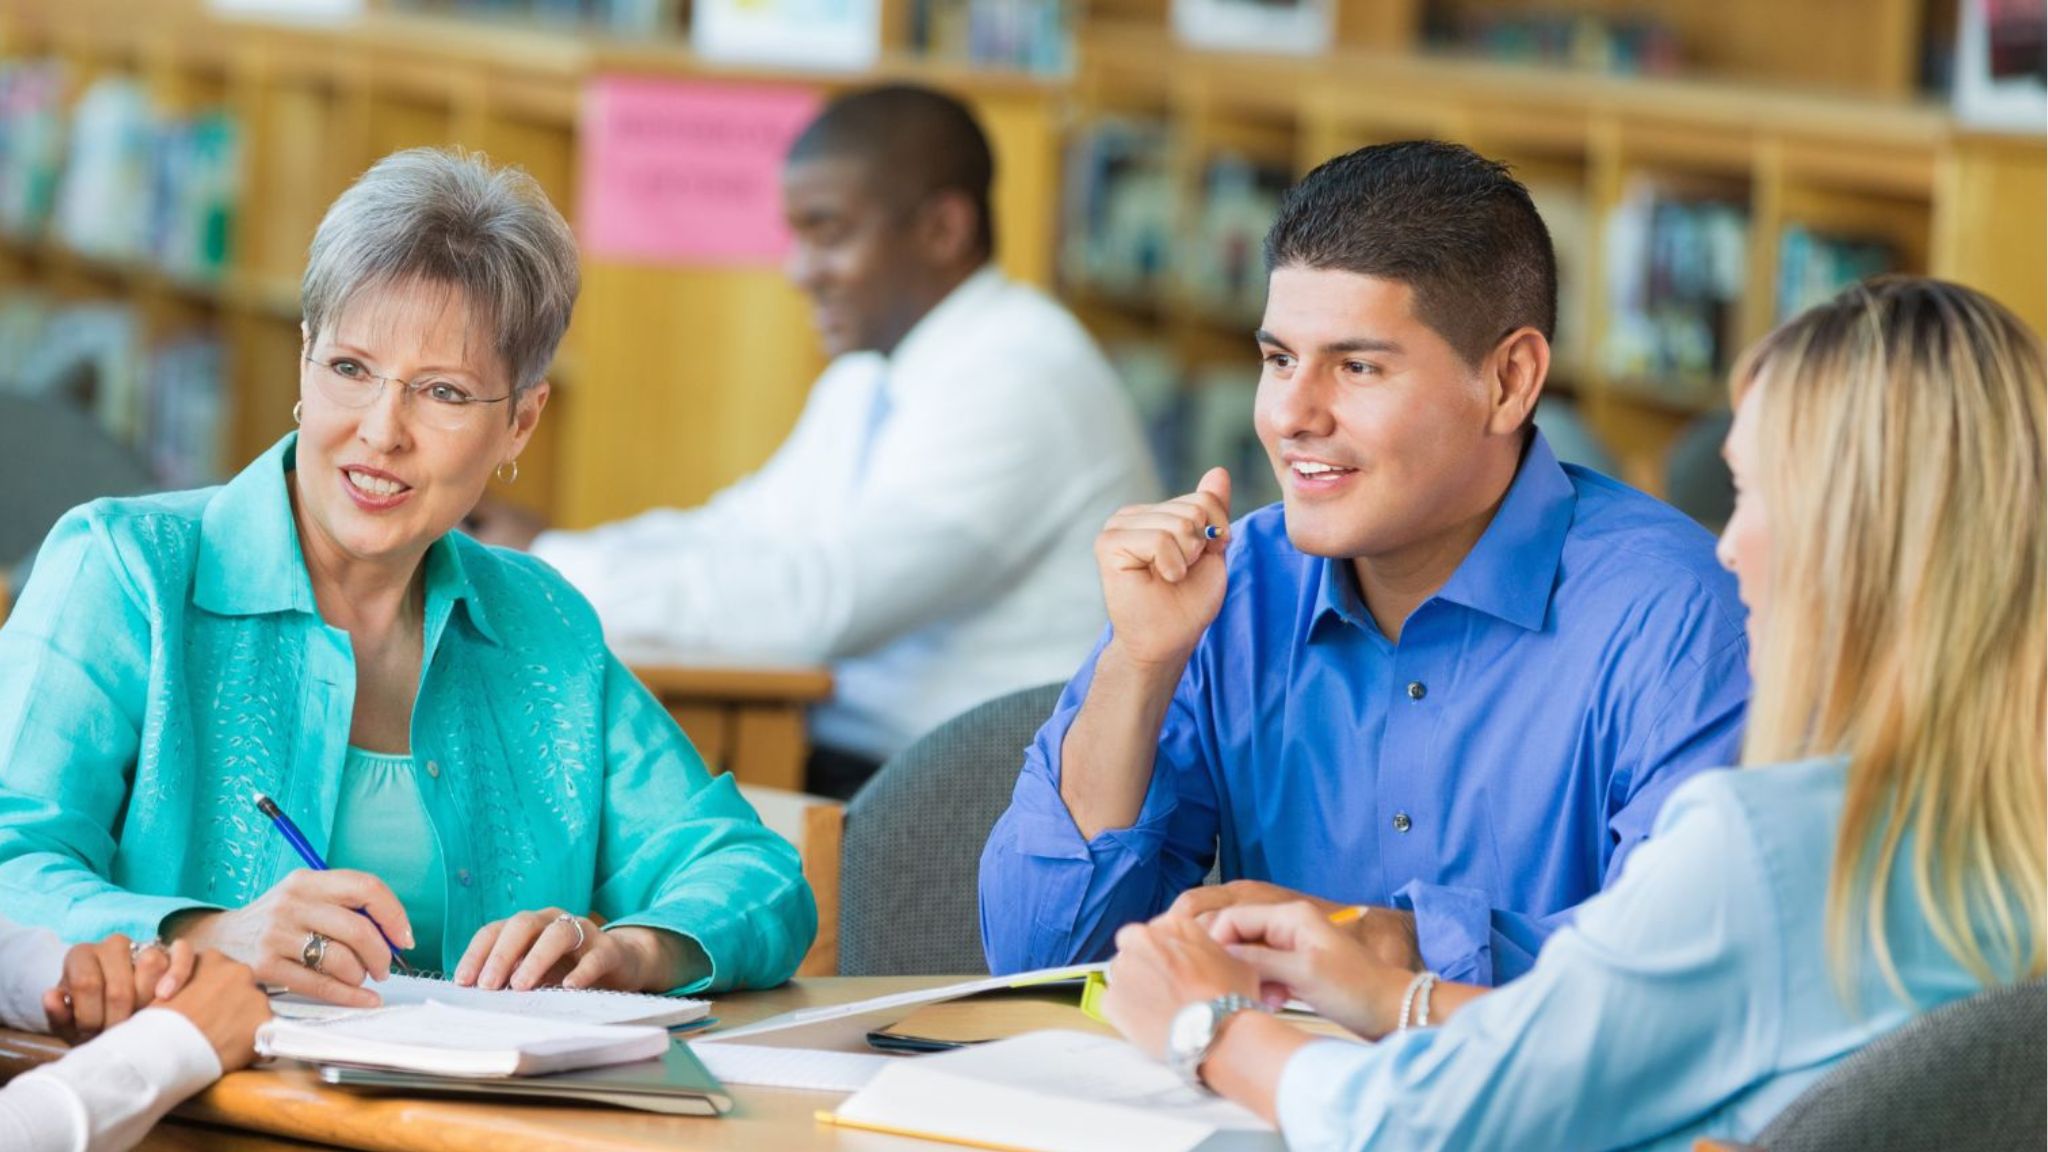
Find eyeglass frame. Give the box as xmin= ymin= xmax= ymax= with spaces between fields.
xmin=299 ymin=353 xmax=517 ymax=426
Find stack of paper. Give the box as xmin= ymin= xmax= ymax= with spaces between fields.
xmin=257 ymin=1002 xmax=670 ymax=1078
xmin=691 ymin=1043 xmax=890 ymax=1092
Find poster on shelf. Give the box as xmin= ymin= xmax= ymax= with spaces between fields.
xmin=692 ymin=0 xmax=883 ymax=71
xmin=1170 ymin=0 xmax=1331 ymax=55
xmin=579 ymin=77 xmax=822 ymax=266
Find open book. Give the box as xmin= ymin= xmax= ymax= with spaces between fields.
xmin=256 ymin=1002 xmax=671 ymax=1077
xmin=822 ymin=1029 xmax=1282 ymax=1152
xmin=270 ymin=972 xmax=708 ymax=1028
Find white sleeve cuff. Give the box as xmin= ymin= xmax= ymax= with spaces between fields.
xmin=13 ymin=1008 xmax=223 ymax=1151
xmin=0 ymin=923 xmax=66 ymax=1032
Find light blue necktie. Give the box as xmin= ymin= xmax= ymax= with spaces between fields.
xmin=851 ymin=368 xmax=893 ymax=488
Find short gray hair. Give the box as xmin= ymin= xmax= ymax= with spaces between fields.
xmin=301 ymin=148 xmax=579 ymax=397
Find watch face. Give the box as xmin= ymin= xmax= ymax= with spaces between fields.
xmin=1168 ymin=1001 xmax=1217 ymax=1059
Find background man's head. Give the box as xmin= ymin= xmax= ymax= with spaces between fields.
xmin=1252 ymin=140 xmax=1559 ymax=563
xmin=781 ymin=85 xmax=996 ymax=359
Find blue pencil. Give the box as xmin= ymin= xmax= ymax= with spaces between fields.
xmin=252 ymin=792 xmax=413 ymax=975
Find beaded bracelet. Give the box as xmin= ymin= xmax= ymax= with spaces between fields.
xmin=1396 ymin=970 xmax=1440 ymax=1031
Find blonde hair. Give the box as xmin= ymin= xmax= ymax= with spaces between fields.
xmin=1733 ymin=277 xmax=2046 ymax=1000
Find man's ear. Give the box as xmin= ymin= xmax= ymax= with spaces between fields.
xmin=1485 ymin=327 xmax=1550 ymax=435
xmin=914 ymin=190 xmax=980 ymax=267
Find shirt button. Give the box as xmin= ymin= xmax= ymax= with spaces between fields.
xmin=457 ymin=869 xmax=473 ymax=887
xmin=426 ymin=760 xmax=441 ymax=779
xmin=1406 ymin=681 xmax=1427 ymax=700
xmin=1393 ymin=812 xmax=1413 ymax=833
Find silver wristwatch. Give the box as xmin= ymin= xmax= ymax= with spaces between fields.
xmin=1165 ymin=993 xmax=1268 ymax=1088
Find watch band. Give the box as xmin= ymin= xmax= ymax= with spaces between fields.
xmin=1169 ymin=993 xmax=1268 ymax=1088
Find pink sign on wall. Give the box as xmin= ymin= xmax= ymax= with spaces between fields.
xmin=579 ymin=77 xmax=823 ymax=266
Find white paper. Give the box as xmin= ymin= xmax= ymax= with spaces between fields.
xmin=690 ymin=0 xmax=882 ymax=70
xmin=256 ymin=1002 xmax=669 ymax=1077
xmin=916 ymin=1031 xmax=1270 ymax=1130
xmin=208 ymin=0 xmax=364 ymax=22
xmin=272 ymin=973 xmax=708 ymax=1028
xmin=698 ymin=962 xmax=1104 ymax=1044
xmin=693 ymin=1042 xmax=891 ymax=1092
xmin=832 ymin=1030 xmax=1280 ymax=1152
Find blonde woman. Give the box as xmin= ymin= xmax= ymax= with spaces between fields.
xmin=1101 ymin=276 xmax=2045 ymax=1150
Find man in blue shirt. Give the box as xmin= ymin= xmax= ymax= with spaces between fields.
xmin=979 ymin=141 xmax=1750 ymax=987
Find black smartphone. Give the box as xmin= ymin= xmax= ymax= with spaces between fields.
xmin=864 ymin=1029 xmax=981 ymax=1054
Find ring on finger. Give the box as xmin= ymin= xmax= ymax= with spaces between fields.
xmin=301 ymin=931 xmax=330 ymax=973
xmin=554 ymin=913 xmax=587 ymax=952
xmin=129 ymin=938 xmax=166 ymax=963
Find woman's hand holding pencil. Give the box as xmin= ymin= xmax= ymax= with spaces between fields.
xmin=157 ymin=793 xmax=418 ymax=1008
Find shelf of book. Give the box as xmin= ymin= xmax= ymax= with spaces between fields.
xmin=1062 ymin=23 xmax=2036 ymax=493
xmin=0 ymin=0 xmax=2038 ymax=516
xmin=0 ymin=0 xmax=1072 ymax=528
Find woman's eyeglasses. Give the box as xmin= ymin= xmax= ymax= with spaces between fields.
xmin=302 ymin=355 xmax=512 ymax=432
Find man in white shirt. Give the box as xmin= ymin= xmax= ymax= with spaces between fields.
xmin=471 ymin=85 xmax=1159 ymax=797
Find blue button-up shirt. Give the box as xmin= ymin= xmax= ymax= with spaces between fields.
xmin=979 ymin=432 xmax=1750 ymax=984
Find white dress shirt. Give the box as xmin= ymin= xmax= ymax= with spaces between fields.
xmin=0 ymin=918 xmax=222 ymax=1152
xmin=534 ymin=266 xmax=1159 ymax=760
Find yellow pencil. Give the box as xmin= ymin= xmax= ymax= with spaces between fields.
xmin=1327 ymin=905 xmax=1367 ymax=926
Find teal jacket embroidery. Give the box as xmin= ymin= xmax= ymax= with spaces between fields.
xmin=0 ymin=435 xmax=817 ymax=992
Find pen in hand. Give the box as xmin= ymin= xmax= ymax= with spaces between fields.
xmin=252 ymin=792 xmax=414 ymax=976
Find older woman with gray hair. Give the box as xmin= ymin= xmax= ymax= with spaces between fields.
xmin=0 ymin=148 xmax=816 ymax=1006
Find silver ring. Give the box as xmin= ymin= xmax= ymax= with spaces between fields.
xmin=301 ymin=932 xmax=329 ymax=973
xmin=555 ymin=913 xmax=587 ymax=952
xmin=129 ymin=938 xmax=166 ymax=963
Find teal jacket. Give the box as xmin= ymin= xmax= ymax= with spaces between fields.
xmin=0 ymin=435 xmax=816 ymax=991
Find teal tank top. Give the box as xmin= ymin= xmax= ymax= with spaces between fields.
xmin=326 ymin=746 xmax=449 ymax=972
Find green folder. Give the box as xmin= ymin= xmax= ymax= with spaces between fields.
xmin=317 ymin=1038 xmax=733 ymax=1117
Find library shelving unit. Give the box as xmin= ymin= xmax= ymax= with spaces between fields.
xmin=0 ymin=0 xmax=2039 ymax=513
xmin=0 ymin=0 xmax=1068 ymax=528
xmin=1064 ymin=16 xmax=2043 ymax=492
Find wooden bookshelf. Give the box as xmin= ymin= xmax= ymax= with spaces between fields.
xmin=0 ymin=0 xmax=2039 ymax=510
xmin=1067 ymin=21 xmax=2042 ymax=493
xmin=0 ymin=0 xmax=1068 ymax=529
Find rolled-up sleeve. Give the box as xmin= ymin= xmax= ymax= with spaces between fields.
xmin=592 ymin=655 xmax=817 ymax=993
xmin=979 ymin=631 xmax=1221 ymax=973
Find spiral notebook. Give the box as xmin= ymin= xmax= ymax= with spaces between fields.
xmin=271 ymin=972 xmax=709 ymax=1029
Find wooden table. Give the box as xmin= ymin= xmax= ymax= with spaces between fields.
xmin=626 ymin=656 xmax=834 ymax=792
xmin=0 ymin=977 xmax=1090 ymax=1151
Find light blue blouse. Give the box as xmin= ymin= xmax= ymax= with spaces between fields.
xmin=0 ymin=434 xmax=816 ymax=991
xmin=328 ymin=747 xmax=447 ymax=973
xmin=1274 ymin=758 xmax=2013 ymax=1150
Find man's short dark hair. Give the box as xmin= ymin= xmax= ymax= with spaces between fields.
xmin=788 ymin=84 xmax=996 ymax=258
xmin=1264 ymin=141 xmax=1557 ymax=366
